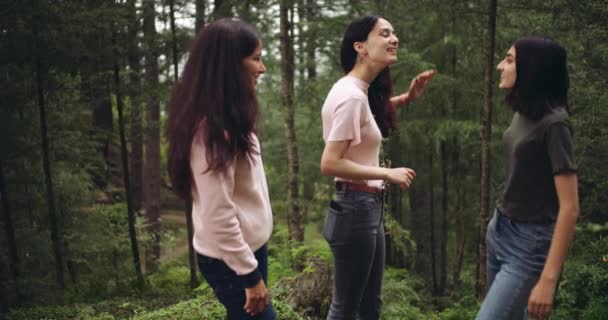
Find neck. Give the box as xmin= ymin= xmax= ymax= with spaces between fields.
xmin=347 ymin=61 xmax=386 ymax=84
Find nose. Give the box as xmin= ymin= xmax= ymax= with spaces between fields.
xmin=259 ymin=61 xmax=266 ymax=74
xmin=497 ymin=60 xmax=503 ymax=72
xmin=391 ymin=34 xmax=399 ymax=46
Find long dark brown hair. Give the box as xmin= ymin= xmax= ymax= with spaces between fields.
xmin=506 ymin=37 xmax=570 ymax=121
xmin=166 ymin=18 xmax=261 ymax=201
xmin=340 ymin=15 xmax=397 ymax=137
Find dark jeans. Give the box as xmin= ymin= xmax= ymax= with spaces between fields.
xmin=197 ymin=244 xmax=276 ymax=320
xmin=323 ymin=190 xmax=385 ymax=320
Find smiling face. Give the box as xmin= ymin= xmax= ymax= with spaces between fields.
xmin=497 ymin=46 xmax=517 ymax=89
xmin=242 ymin=40 xmax=266 ymax=89
xmin=356 ymin=18 xmax=399 ymax=66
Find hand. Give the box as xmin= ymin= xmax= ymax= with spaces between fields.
xmin=244 ymin=279 xmax=269 ymax=316
xmin=400 ymin=70 xmax=437 ymax=103
xmin=384 ymin=167 xmax=416 ymax=190
xmin=527 ymin=277 xmax=558 ymax=319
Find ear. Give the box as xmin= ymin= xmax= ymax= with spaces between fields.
xmin=353 ymin=41 xmax=367 ymax=55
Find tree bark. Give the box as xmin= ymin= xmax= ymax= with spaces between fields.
xmin=428 ymin=142 xmax=438 ymax=295
xmin=35 ymin=30 xmax=65 ymax=289
xmin=213 ymin=0 xmax=232 ymax=19
xmin=127 ymin=0 xmax=143 ymax=214
xmin=280 ymin=0 xmax=303 ymax=249
xmin=113 ymin=29 xmax=144 ymax=286
xmin=0 ymin=161 xmax=20 ymax=302
xmin=439 ymin=140 xmax=448 ymax=296
xmin=143 ymin=0 xmax=161 ymax=273
xmin=304 ymin=0 xmax=317 ymax=79
xmin=169 ymin=0 xmax=198 ymax=287
xmin=195 ymin=0 xmax=206 ymax=32
xmin=478 ymin=0 xmax=497 ymax=299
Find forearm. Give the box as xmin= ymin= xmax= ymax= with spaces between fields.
xmin=321 ymin=157 xmax=387 ymax=181
xmin=540 ymin=206 xmax=579 ymax=282
xmin=390 ymin=93 xmax=410 ymax=108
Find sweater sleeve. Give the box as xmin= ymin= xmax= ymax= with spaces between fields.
xmin=191 ymin=140 xmax=261 ymax=287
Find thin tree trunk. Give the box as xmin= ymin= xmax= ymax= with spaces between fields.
xmin=304 ymin=0 xmax=316 ymax=79
xmin=195 ymin=0 xmax=206 ymax=32
xmin=213 ymin=0 xmax=232 ymax=19
xmin=280 ymin=0 xmax=303 ymax=250
xmin=113 ymin=29 xmax=144 ymax=286
xmin=35 ymin=30 xmax=65 ymax=289
xmin=0 ymin=161 xmax=20 ymax=303
xmin=439 ymin=140 xmax=448 ymax=295
xmin=452 ymin=137 xmax=465 ymax=294
xmin=429 ymin=142 xmax=438 ymax=295
xmin=169 ymin=0 xmax=198 ymax=287
xmin=478 ymin=0 xmax=497 ymax=299
xmin=127 ymin=0 xmax=143 ymax=214
xmin=143 ymin=0 xmax=161 ymax=273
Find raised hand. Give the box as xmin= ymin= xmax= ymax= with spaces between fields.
xmin=393 ymin=69 xmax=438 ymax=106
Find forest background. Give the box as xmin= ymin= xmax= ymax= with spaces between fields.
xmin=1 ymin=0 xmax=607 ymax=319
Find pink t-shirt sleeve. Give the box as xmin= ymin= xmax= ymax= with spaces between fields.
xmin=327 ymin=97 xmax=367 ymax=146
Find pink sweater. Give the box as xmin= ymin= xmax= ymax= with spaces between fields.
xmin=190 ymin=131 xmax=273 ymax=277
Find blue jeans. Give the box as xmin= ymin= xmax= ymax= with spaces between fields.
xmin=476 ymin=209 xmax=554 ymax=320
xmin=323 ymin=190 xmax=385 ymax=320
xmin=197 ymin=244 xmax=276 ymax=320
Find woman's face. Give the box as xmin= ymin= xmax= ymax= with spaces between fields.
xmin=242 ymin=40 xmax=266 ymax=89
xmin=497 ymin=46 xmax=516 ymax=89
xmin=358 ymin=18 xmax=399 ymax=66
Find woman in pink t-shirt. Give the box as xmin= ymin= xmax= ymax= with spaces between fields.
xmin=166 ymin=19 xmax=275 ymax=319
xmin=320 ymin=16 xmax=436 ymax=319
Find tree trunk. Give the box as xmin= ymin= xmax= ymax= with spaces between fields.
xmin=127 ymin=0 xmax=143 ymax=214
xmin=304 ymin=0 xmax=317 ymax=79
xmin=213 ymin=0 xmax=232 ymax=19
xmin=452 ymin=136 xmax=466 ymax=294
xmin=478 ymin=0 xmax=497 ymax=299
xmin=195 ymin=0 xmax=206 ymax=32
xmin=113 ymin=29 xmax=144 ymax=286
xmin=428 ymin=142 xmax=438 ymax=295
xmin=143 ymin=0 xmax=161 ymax=273
xmin=169 ymin=0 xmax=198 ymax=287
xmin=280 ymin=0 xmax=303 ymax=250
xmin=35 ymin=32 xmax=65 ymax=289
xmin=0 ymin=160 xmax=20 ymax=303
xmin=439 ymin=140 xmax=448 ymax=296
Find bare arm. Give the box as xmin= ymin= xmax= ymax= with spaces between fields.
xmin=528 ymin=173 xmax=579 ymax=319
xmin=320 ymin=140 xmax=415 ymax=188
xmin=391 ymin=70 xmax=437 ymax=108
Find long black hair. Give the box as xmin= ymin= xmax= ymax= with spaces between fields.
xmin=340 ymin=16 xmax=397 ymax=137
xmin=506 ymin=37 xmax=570 ymax=121
xmin=166 ymin=18 xmax=261 ymax=201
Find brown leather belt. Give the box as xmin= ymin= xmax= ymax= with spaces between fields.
xmin=335 ymin=181 xmax=384 ymax=195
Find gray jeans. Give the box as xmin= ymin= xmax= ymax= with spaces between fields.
xmin=323 ymin=190 xmax=385 ymax=320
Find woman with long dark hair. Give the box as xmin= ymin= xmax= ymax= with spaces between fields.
xmin=166 ymin=18 xmax=275 ymax=319
xmin=476 ymin=37 xmax=579 ymax=320
xmin=320 ymin=16 xmax=436 ymax=319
